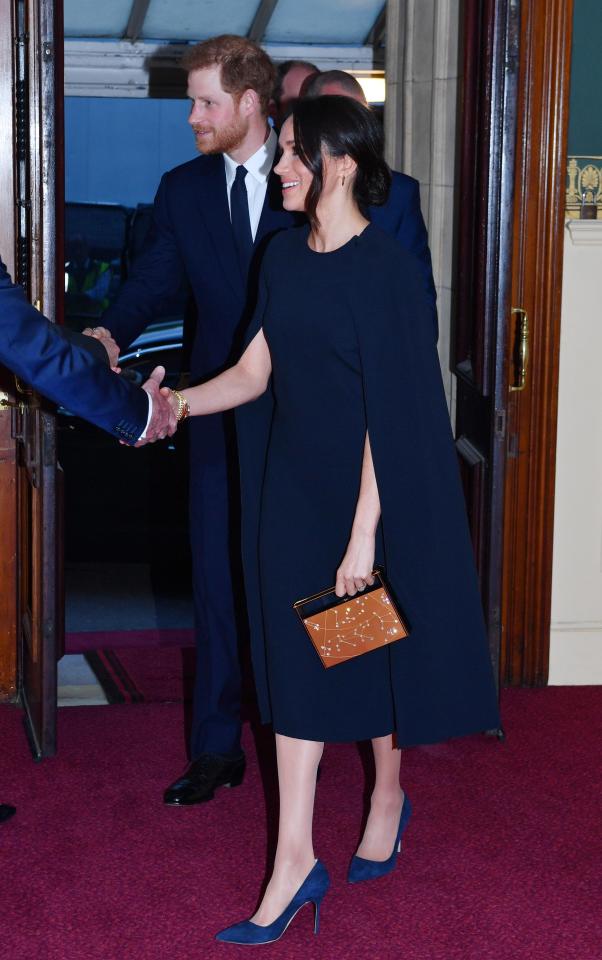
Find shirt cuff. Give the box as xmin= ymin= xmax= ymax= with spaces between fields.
xmin=139 ymin=393 xmax=153 ymax=440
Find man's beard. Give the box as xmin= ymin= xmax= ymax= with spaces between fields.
xmin=192 ymin=113 xmax=249 ymax=155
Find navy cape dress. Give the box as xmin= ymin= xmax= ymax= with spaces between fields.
xmin=236 ymin=224 xmax=500 ymax=745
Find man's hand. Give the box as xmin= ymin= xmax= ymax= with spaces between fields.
xmin=82 ymin=325 xmax=121 ymax=372
xmin=137 ymin=365 xmax=178 ymax=445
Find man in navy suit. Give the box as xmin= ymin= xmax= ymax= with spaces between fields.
xmin=101 ymin=36 xmax=437 ymax=807
xmin=0 ymin=258 xmax=176 ymax=445
xmin=102 ymin=35 xmax=294 ymax=806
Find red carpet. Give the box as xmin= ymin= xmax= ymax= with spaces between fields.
xmin=1 ymin=688 xmax=600 ymax=960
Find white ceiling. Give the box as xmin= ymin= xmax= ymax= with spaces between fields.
xmin=63 ymin=0 xmax=386 ymax=47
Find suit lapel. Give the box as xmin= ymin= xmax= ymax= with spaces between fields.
xmin=195 ymin=155 xmax=243 ymax=294
xmin=194 ymin=160 xmax=299 ymax=294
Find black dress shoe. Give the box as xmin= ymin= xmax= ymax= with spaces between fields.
xmin=0 ymin=804 xmax=16 ymax=823
xmin=163 ymin=753 xmax=246 ymax=806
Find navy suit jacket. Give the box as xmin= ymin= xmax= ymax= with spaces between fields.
xmin=104 ymin=156 xmax=437 ymax=372
xmin=104 ymin=155 xmax=299 ymax=381
xmin=0 ymin=259 xmax=148 ymax=444
xmin=371 ymin=170 xmax=437 ymax=333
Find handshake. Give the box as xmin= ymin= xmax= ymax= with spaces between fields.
xmin=83 ymin=325 xmax=186 ymax=446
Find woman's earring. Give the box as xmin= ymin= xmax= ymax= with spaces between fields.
xmin=341 ymin=175 xmax=346 ymax=187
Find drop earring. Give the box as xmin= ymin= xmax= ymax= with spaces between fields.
xmin=341 ymin=175 xmax=346 ymax=187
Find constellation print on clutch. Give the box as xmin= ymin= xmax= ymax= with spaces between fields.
xmin=299 ymin=585 xmax=409 ymax=668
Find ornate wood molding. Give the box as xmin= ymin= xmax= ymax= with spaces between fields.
xmin=454 ymin=0 xmax=520 ymax=692
xmin=0 ymin=0 xmax=18 ymax=701
xmin=502 ymin=0 xmax=574 ymax=685
xmin=566 ymin=155 xmax=602 ymax=219
xmin=0 ymin=414 xmax=18 ymax=701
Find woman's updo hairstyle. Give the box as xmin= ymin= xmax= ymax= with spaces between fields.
xmin=291 ymin=95 xmax=391 ymax=229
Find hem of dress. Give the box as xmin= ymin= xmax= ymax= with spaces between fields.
xmin=272 ymin=722 xmax=396 ymax=744
xmin=267 ymin=708 xmax=501 ymax=747
xmin=394 ymin=710 xmax=502 ymax=749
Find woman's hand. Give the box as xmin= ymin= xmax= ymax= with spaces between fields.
xmin=335 ymin=531 xmax=376 ymax=597
xmin=160 ymin=386 xmax=180 ymax=418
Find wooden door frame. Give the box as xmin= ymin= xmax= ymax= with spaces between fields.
xmin=454 ymin=0 xmax=520 ymax=692
xmin=0 ymin=0 xmax=62 ymax=757
xmin=17 ymin=0 xmax=61 ymax=757
xmin=0 ymin=0 xmax=18 ymax=702
xmin=502 ymin=0 xmax=574 ymax=684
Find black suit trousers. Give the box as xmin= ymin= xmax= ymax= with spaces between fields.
xmin=187 ymin=411 xmax=247 ymax=758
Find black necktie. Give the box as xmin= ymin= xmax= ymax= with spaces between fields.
xmin=230 ymin=165 xmax=253 ymax=278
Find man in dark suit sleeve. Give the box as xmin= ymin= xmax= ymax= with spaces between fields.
xmin=304 ymin=70 xmax=438 ymax=334
xmin=101 ymin=36 xmax=301 ymax=806
xmin=0 ymin=258 xmax=176 ymax=445
xmin=0 ymin=259 xmax=177 ymax=825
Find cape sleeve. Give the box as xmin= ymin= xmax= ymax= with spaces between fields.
xmin=348 ymin=237 xmax=499 ymax=745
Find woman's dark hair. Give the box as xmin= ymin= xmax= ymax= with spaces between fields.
xmin=291 ymin=96 xmax=391 ymax=228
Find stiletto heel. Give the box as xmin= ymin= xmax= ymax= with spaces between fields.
xmin=215 ymin=860 xmax=330 ymax=945
xmin=347 ymin=794 xmax=412 ymax=884
xmin=313 ymin=897 xmax=323 ymax=934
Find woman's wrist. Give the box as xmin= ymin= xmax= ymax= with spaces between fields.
xmin=171 ymin=388 xmax=190 ymax=422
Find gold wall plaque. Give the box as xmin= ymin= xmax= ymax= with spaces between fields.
xmin=566 ymin=156 xmax=602 ymax=219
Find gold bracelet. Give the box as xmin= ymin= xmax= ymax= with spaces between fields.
xmin=171 ymin=389 xmax=190 ymax=422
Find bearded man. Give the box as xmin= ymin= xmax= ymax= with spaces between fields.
xmin=102 ymin=35 xmax=300 ymax=805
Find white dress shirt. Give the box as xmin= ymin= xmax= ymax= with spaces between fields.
xmin=139 ymin=393 xmax=153 ymax=440
xmin=223 ymin=127 xmax=278 ymax=240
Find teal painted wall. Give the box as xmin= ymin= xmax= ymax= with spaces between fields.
xmin=568 ymin=0 xmax=602 ymax=156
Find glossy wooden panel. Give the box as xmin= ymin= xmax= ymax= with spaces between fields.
xmin=454 ymin=0 xmax=520 ymax=688
xmin=0 ymin=0 xmax=15 ymax=277
xmin=501 ymin=0 xmax=574 ymax=685
xmin=0 ymin=0 xmax=18 ymax=701
xmin=17 ymin=0 xmax=60 ymax=757
xmin=0 ymin=414 xmax=18 ymax=700
xmin=20 ymin=408 xmax=58 ymax=757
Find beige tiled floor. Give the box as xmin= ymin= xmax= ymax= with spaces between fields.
xmin=57 ymin=653 xmax=108 ymax=707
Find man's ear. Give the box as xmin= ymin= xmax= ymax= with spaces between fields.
xmin=240 ymin=88 xmax=259 ymax=116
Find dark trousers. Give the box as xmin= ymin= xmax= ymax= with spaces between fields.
xmin=188 ymin=414 xmax=245 ymax=759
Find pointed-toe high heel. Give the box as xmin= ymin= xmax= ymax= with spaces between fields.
xmin=215 ymin=859 xmax=330 ymax=945
xmin=347 ymin=794 xmax=412 ymax=884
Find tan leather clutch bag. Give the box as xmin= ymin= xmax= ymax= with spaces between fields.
xmin=293 ymin=569 xmax=409 ymax=668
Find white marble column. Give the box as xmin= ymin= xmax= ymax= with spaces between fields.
xmin=385 ymin=0 xmax=461 ymax=412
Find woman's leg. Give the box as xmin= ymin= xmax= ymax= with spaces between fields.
xmin=355 ymin=734 xmax=404 ymax=860
xmin=251 ymin=733 xmax=324 ymax=926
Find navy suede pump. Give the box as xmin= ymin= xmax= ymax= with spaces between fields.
xmin=215 ymin=859 xmax=330 ymax=945
xmin=347 ymin=794 xmax=412 ymax=883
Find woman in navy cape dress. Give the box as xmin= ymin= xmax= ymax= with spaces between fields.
xmin=237 ymin=223 xmax=499 ymax=747
xmin=171 ymin=96 xmax=499 ymax=943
